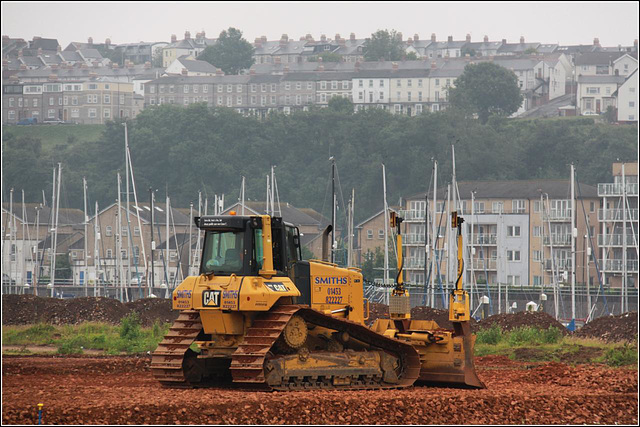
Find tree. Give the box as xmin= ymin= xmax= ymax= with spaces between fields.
xmin=461 ymin=47 xmax=477 ymax=57
xmin=197 ymin=27 xmax=254 ymax=75
xmin=405 ymin=51 xmax=418 ymax=60
xmin=448 ymin=62 xmax=524 ymax=124
xmin=152 ymin=46 xmax=164 ymax=68
xmin=327 ymin=97 xmax=354 ymax=114
xmin=524 ymin=47 xmax=539 ymax=55
xmin=363 ymin=29 xmax=405 ymax=61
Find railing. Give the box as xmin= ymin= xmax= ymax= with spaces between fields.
xmin=603 ymin=259 xmax=639 ymax=273
xmin=543 ymin=234 xmax=572 ymax=246
xmin=543 ymin=210 xmax=571 ymax=221
xmin=598 ymin=234 xmax=637 ymax=246
xmin=404 ymin=258 xmax=426 ymax=269
xmin=544 ymin=259 xmax=572 ymax=270
xmin=467 ymin=258 xmax=497 ymax=270
xmin=598 ymin=183 xmax=639 ymax=197
xmin=469 ymin=234 xmax=497 ymax=245
xmin=399 ymin=210 xmax=426 ymax=221
xmin=403 ymin=234 xmax=425 ymax=245
xmin=598 ymin=208 xmax=639 ymax=222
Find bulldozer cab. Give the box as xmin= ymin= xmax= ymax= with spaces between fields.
xmin=198 ymin=215 xmax=302 ymax=278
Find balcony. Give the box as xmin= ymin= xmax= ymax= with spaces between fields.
xmin=544 ymin=259 xmax=572 ymax=270
xmin=543 ymin=210 xmax=571 ymax=221
xmin=598 ymin=234 xmax=637 ymax=247
xmin=598 ymin=208 xmax=639 ymax=222
xmin=543 ymin=234 xmax=572 ymax=246
xmin=403 ymin=234 xmax=425 ymax=245
xmin=467 ymin=258 xmax=497 ymax=270
xmin=469 ymin=233 xmax=497 ymax=245
xmin=598 ymin=183 xmax=639 ymax=197
xmin=404 ymin=258 xmax=426 ymax=269
xmin=603 ymin=259 xmax=639 ymax=273
xmin=399 ymin=210 xmax=426 ymax=221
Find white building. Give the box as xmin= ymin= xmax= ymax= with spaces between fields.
xmin=615 ymin=69 xmax=638 ymax=122
xmin=352 ymin=71 xmax=390 ymax=110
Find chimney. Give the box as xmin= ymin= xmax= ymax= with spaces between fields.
xmin=317 ymin=56 xmax=323 ymax=63
xmin=81 ymin=63 xmax=89 ymax=69
xmin=182 ymin=68 xmax=188 ymax=75
xmin=215 ymin=68 xmax=223 ymax=76
xmin=484 ymin=35 xmax=489 ymax=43
xmin=171 ymin=34 xmax=177 ymax=43
xmin=48 ymin=74 xmax=57 ymax=81
xmin=414 ymin=34 xmax=419 ymax=42
xmin=350 ymin=33 xmax=356 ymax=42
xmin=280 ymin=34 xmax=288 ymax=46
xmin=51 ymin=63 xmax=58 ymax=70
xmin=185 ymin=31 xmax=191 ymax=40
xmin=321 ymin=34 xmax=327 ymax=43
xmin=306 ymin=34 xmax=314 ymax=42
xmin=299 ymin=36 xmax=306 ymax=41
xmin=407 ymin=38 xmax=413 ymax=46
xmin=89 ymin=71 xmax=97 ymax=79
xmin=201 ymin=30 xmax=206 ymax=38
xmin=144 ymin=61 xmax=151 ymax=69
xmin=34 ymin=36 xmax=41 ymax=40
xmin=431 ymin=33 xmax=436 ymax=42
xmin=339 ymin=37 xmax=346 ymax=46
xmin=112 ymin=62 xmax=119 ymax=69
xmin=19 ymin=63 xmax=27 ymax=70
xmin=520 ymin=36 xmax=525 ymax=44
xmin=127 ymin=61 xmax=134 ymax=69
xmin=334 ymin=33 xmax=341 ymax=42
xmin=466 ymin=34 xmax=471 ymax=43
xmin=447 ymin=35 xmax=453 ymax=43
xmin=593 ymin=37 xmax=600 ymax=47
xmin=274 ymin=56 xmax=281 ymax=64
xmin=249 ymin=68 xmax=255 ymax=75
xmin=431 ymin=61 xmax=437 ymax=69
xmin=392 ymin=61 xmax=398 ymax=70
xmin=254 ymin=38 xmax=262 ymax=48
xmin=261 ymin=35 xmax=267 ymax=43
xmin=397 ymin=32 xmax=403 ymax=41
xmin=105 ymin=38 xmax=111 ymax=47
xmin=502 ymin=38 xmax=507 ymax=44
xmin=88 ymin=37 xmax=93 ymax=45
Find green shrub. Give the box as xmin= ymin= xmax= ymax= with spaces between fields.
xmin=2 ymin=324 xmax=57 ymax=346
xmin=506 ymin=326 xmax=563 ymax=346
xmin=119 ymin=312 xmax=141 ymax=340
xmin=476 ymin=324 xmax=503 ymax=345
xmin=604 ymin=344 xmax=638 ymax=367
xmin=57 ymin=335 xmax=86 ymax=354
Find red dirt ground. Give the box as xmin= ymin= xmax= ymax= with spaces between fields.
xmin=2 ymin=355 xmax=637 ymax=425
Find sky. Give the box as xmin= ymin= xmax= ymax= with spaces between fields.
xmin=2 ymin=1 xmax=638 ymax=49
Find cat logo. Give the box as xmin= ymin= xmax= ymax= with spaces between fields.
xmin=202 ymin=290 xmax=221 ymax=307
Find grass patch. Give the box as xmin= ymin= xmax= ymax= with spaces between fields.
xmin=2 ymin=317 xmax=170 ymax=355
xmin=475 ymin=326 xmax=636 ymax=366
xmin=3 ymin=124 xmax=104 ymax=154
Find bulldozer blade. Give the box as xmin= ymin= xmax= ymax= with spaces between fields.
xmin=416 ymin=321 xmax=485 ymax=389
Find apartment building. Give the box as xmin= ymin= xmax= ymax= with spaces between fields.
xmin=598 ymin=162 xmax=638 ymax=290
xmin=614 ymin=69 xmax=638 ymax=122
xmin=388 ymin=67 xmax=431 ymax=116
xmin=162 ymin=31 xmax=216 ymax=68
xmin=400 ymin=180 xmax=600 ymax=289
xmin=2 ymin=79 xmax=135 ymax=124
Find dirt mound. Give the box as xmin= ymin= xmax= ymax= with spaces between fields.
xmin=1 ymin=295 xmax=178 ymax=327
xmin=366 ymin=302 xmax=389 ymax=325
xmin=574 ymin=312 xmax=638 ymax=342
xmin=366 ymin=303 xmax=477 ymax=330
xmin=476 ymin=311 xmax=569 ymax=334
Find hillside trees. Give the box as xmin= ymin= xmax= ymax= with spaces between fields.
xmin=448 ymin=62 xmax=523 ymax=124
xmin=198 ymin=27 xmax=254 ymax=75
xmin=363 ymin=29 xmax=405 ymax=61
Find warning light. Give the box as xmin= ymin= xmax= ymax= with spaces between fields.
xmin=229 ymin=210 xmax=236 ymax=216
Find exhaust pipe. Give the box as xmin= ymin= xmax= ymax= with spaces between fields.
xmin=321 ymin=225 xmax=333 ymax=262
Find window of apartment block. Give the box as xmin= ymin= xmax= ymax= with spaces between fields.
xmin=104 ymin=109 xmax=111 ymax=118
xmin=193 ymin=85 xmax=199 ymax=93
xmin=507 ymin=250 xmax=520 ymax=261
xmin=367 ymin=229 xmax=373 ymax=239
xmin=342 ymin=81 xmax=349 ymax=89
xmin=103 ymin=94 xmax=110 ymax=104
xmin=407 ymin=92 xmax=412 ymax=102
xmin=533 ymin=200 xmax=541 ymax=213
xmin=492 ymin=201 xmax=504 ymax=214
xmin=49 ymin=97 xmax=54 ymax=106
xmin=416 ymin=104 xmax=423 ymax=113
xmin=394 ymin=105 xmax=401 ymax=113
xmin=105 ymin=226 xmax=112 ymax=236
xmin=159 ymin=85 xmax=165 ymax=94
xmin=306 ymin=94 xmax=313 ymax=103
xmin=418 ymin=79 xmax=423 ymax=87
xmin=58 ymin=97 xmax=62 ymax=106
xmin=507 ymin=275 xmax=520 ymax=286
xmin=251 ymin=84 xmax=257 ymax=92
xmin=296 ymin=95 xmax=301 ymax=104
xmin=8 ymin=110 xmax=15 ymax=120
xmin=217 ymin=97 xmax=223 ymax=105
xmin=586 ymin=87 xmax=599 ymax=94
xmin=120 ymin=95 xmax=124 ymax=105
xmin=435 ymin=79 xmax=440 ymax=86
xmin=271 ymin=84 xmax=277 ymax=92
xmin=369 ymin=80 xmax=373 ymax=88
xmin=134 ymin=226 xmax=140 ymax=236
xmin=33 ymin=98 xmax=38 ymax=107
xmin=236 ymin=96 xmax=242 ymax=105
xmin=532 ymin=250 xmax=541 ymax=261
xmin=533 ymin=275 xmax=542 ymax=286
xmin=121 ymin=226 xmax=128 ymax=237
xmin=106 ymin=249 xmax=113 ymax=258
xmin=183 ymin=98 xmax=189 ymax=106
xmin=378 ymin=229 xmax=384 ymax=239
xmin=271 ymin=95 xmax=276 ymax=104
xmin=512 ymin=199 xmax=526 ymax=213
xmin=236 ymin=84 xmax=242 ymax=93
xmin=320 ymin=94 xmax=325 ymax=102
xmin=473 ymin=201 xmax=485 ymax=213
xmin=121 ymin=249 xmax=127 ymax=259
xmin=295 ymin=82 xmax=301 ymax=90
xmin=533 ymin=226 xmax=541 ymax=237
xmin=251 ymin=95 xmax=257 ymax=104
xmin=396 ymin=91 xmax=401 ymax=100
xmin=507 ymin=226 xmax=521 ymax=237
xmin=226 ymin=85 xmax=232 ymax=93
xmin=261 ymin=95 xmax=266 ymax=106
xmin=379 ymin=92 xmax=384 ymax=100
xmin=48 ymin=109 xmax=56 ymax=118
xmin=71 ymin=108 xmax=79 ymax=118
xmin=418 ymin=92 xmax=423 ymax=102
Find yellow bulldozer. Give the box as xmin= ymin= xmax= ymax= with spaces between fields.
xmin=151 ymin=210 xmax=484 ymax=391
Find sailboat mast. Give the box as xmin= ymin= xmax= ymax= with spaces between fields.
xmin=83 ymin=177 xmax=88 ymax=297
xmin=431 ymin=160 xmax=437 ymax=308
xmin=149 ymin=188 xmax=155 ymax=291
xmin=331 ymin=158 xmax=336 ymax=264
xmin=622 ymin=163 xmax=627 ymax=314
xmin=51 ymin=163 xmax=62 ymax=297
xmin=94 ymin=201 xmax=99 ymax=296
xmin=117 ymin=173 xmax=123 ymax=301
xmin=241 ymin=177 xmax=245 ymax=215
xmin=382 ymin=164 xmax=389 ymax=300
xmin=124 ymin=123 xmax=132 ymax=294
xmin=570 ymin=163 xmax=576 ymax=323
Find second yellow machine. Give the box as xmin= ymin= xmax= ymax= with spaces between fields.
xmin=151 ymin=211 xmax=484 ymax=390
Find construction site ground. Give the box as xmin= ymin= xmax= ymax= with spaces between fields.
xmin=2 ymin=354 xmax=637 ymax=425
